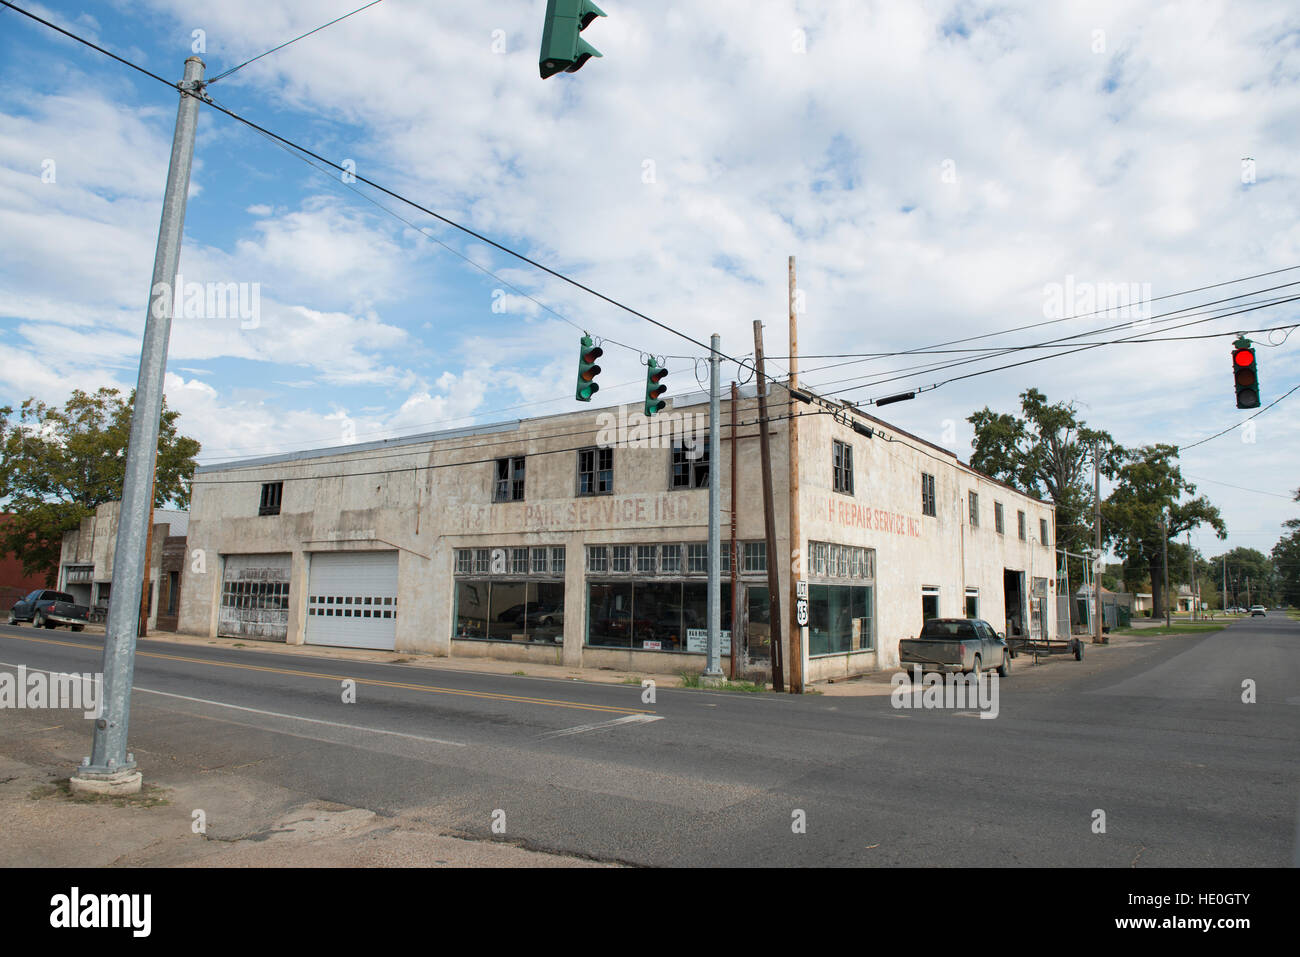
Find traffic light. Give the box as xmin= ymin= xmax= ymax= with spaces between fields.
xmin=576 ymin=335 xmax=602 ymax=402
xmin=540 ymin=0 xmax=606 ymax=79
xmin=644 ymin=358 xmax=667 ymax=416
xmin=1232 ymin=337 xmax=1260 ymax=409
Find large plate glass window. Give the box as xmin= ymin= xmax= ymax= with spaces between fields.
xmin=452 ymin=544 xmax=565 ymax=644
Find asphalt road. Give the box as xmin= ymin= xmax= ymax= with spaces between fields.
xmin=1 ymin=617 xmax=1296 ymax=866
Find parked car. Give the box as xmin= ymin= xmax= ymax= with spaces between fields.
xmin=8 ymin=589 xmax=91 ymax=631
xmin=1250 ymin=605 xmax=1267 ymax=617
xmin=899 ymin=618 xmax=1010 ymax=678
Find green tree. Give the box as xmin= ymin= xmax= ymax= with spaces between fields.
xmin=1272 ymin=489 xmax=1300 ymax=608
xmin=968 ymin=388 xmax=1124 ymax=622
xmin=1101 ymin=444 xmax=1226 ymax=619
xmin=1209 ymin=547 xmax=1276 ymax=609
xmin=0 ymin=388 xmax=200 ymax=583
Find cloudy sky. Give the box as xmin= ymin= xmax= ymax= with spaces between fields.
xmin=1 ymin=0 xmax=1298 ymax=567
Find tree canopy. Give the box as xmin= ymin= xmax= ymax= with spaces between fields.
xmin=0 ymin=388 xmax=200 ymax=582
xmin=1101 ymin=444 xmax=1226 ymax=617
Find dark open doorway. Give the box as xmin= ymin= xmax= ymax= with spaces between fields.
xmin=1003 ymin=569 xmax=1026 ymax=638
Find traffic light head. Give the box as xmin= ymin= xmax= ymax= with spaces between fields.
xmin=644 ymin=359 xmax=668 ymax=416
xmin=540 ymin=0 xmax=607 ymax=79
xmin=1231 ymin=338 xmax=1260 ymax=409
xmin=576 ymin=335 xmax=603 ymax=402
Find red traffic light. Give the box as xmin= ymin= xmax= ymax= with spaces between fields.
xmin=1233 ymin=348 xmax=1254 ymax=367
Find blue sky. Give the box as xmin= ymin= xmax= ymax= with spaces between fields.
xmin=1 ymin=0 xmax=1298 ymax=564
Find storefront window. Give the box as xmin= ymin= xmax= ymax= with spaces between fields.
xmin=586 ymin=581 xmax=731 ymax=652
xmin=808 ymin=584 xmax=873 ymax=655
xmin=588 ymin=582 xmax=634 ymax=648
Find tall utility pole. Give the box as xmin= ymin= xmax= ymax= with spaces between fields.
xmin=1093 ymin=441 xmax=1104 ymax=644
xmin=787 ymin=256 xmax=805 ymax=693
xmin=71 ymin=57 xmax=206 ymax=796
xmin=1187 ymin=532 xmax=1196 ymax=621
xmin=730 ymin=381 xmax=739 ymax=678
xmin=753 ymin=321 xmax=784 ymax=692
xmin=704 ymin=333 xmax=724 ymax=678
xmin=1161 ymin=513 xmax=1171 ymax=628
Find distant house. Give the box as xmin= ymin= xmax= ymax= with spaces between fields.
xmin=0 ymin=513 xmax=53 ymax=608
xmin=58 ymin=502 xmax=189 ymax=632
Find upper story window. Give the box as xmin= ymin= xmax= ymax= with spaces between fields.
xmin=968 ymin=491 xmax=979 ymax=527
xmin=994 ymin=502 xmax=1005 ymax=534
xmin=671 ymin=436 xmax=710 ymax=489
xmin=921 ymin=473 xmax=936 ymax=517
xmin=832 ymin=440 xmax=854 ymax=494
xmin=578 ymin=447 xmax=614 ymax=496
xmin=1018 ymin=510 xmax=1027 ymax=541
xmin=494 ymin=456 xmax=525 ymax=502
xmin=259 ymin=481 xmax=283 ymax=516
xmin=1040 ymin=518 xmax=1050 ymax=546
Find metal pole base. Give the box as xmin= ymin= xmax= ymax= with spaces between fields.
xmin=70 ymin=767 xmax=142 ymax=796
xmin=700 ymin=671 xmax=726 ymax=684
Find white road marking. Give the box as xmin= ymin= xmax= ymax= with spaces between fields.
xmin=134 ymin=686 xmax=467 ymax=748
xmin=539 ymin=713 xmax=664 ymax=738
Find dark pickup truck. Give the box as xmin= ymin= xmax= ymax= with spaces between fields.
xmin=7 ymin=589 xmax=91 ymax=631
xmin=899 ymin=617 xmax=1011 ymax=678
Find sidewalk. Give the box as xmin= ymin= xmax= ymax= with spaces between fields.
xmin=0 ymin=705 xmax=612 ymax=868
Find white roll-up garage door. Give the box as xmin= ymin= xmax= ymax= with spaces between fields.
xmin=305 ymin=551 xmax=399 ymax=650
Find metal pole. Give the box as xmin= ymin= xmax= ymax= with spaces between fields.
xmin=787 ymin=256 xmax=805 ymax=692
xmin=1187 ymin=531 xmax=1196 ymax=621
xmin=753 ymin=321 xmax=784 ymax=692
xmin=1162 ymin=514 xmax=1171 ymax=628
xmin=704 ymin=333 xmax=723 ymax=678
xmin=730 ymin=381 xmax=738 ymax=679
xmin=72 ymin=56 xmax=205 ymax=795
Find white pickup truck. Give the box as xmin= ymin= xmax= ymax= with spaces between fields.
xmin=898 ymin=618 xmax=1011 ymax=678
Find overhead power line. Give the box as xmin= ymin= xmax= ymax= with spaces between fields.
xmin=208 ymin=0 xmax=387 ymax=83
xmin=7 ymin=0 xmax=1298 ymax=422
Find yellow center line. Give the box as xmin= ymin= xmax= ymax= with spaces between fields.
xmin=0 ymin=633 xmax=652 ymax=716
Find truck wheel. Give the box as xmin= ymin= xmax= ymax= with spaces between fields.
xmin=997 ymin=653 xmax=1010 ymax=678
xmin=6 ymin=612 xmax=17 ymax=626
xmin=33 ymin=611 xmax=45 ymax=628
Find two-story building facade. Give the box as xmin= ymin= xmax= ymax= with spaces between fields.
xmin=177 ymin=384 xmax=1055 ymax=682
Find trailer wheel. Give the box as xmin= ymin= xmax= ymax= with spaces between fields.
xmin=1073 ymin=640 xmax=1084 ymax=661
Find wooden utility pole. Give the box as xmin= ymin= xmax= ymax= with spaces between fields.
xmin=138 ymin=478 xmax=156 ymax=638
xmin=1162 ymin=513 xmax=1171 ymax=628
xmin=730 ymin=381 xmax=739 ymax=679
xmin=787 ymin=256 xmax=805 ymax=693
xmin=753 ymin=321 xmax=784 ymax=692
xmin=1187 ymin=531 xmax=1196 ymax=621
xmin=1093 ymin=442 xmax=1104 ymax=644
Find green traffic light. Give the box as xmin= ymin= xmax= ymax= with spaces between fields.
xmin=576 ymin=335 xmax=603 ymax=402
xmin=540 ymin=0 xmax=607 ymax=79
xmin=644 ymin=358 xmax=667 ymax=416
